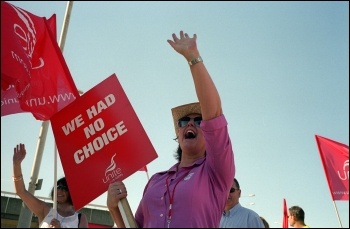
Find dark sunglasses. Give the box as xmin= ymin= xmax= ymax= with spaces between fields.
xmin=177 ymin=117 xmax=202 ymax=128
xmin=57 ymin=185 xmax=68 ymax=191
xmin=230 ymin=188 xmax=239 ymax=193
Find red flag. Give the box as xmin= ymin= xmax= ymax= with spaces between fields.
xmin=1 ymin=1 xmax=79 ymax=120
xmin=139 ymin=165 xmax=150 ymax=180
xmin=1 ymin=86 xmax=26 ymax=116
xmin=315 ymin=135 xmax=349 ymax=201
xmin=139 ymin=165 xmax=148 ymax=172
xmin=282 ymin=198 xmax=289 ymax=228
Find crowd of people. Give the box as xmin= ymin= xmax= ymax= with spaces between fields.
xmin=12 ymin=31 xmax=309 ymax=228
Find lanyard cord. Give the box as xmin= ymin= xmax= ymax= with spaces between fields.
xmin=165 ymin=169 xmax=191 ymax=228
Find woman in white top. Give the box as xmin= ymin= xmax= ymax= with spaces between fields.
xmin=13 ymin=143 xmax=89 ymax=228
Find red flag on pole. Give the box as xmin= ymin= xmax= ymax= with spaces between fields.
xmin=139 ymin=166 xmax=148 ymax=172
xmin=1 ymin=1 xmax=79 ymax=120
xmin=282 ymin=198 xmax=289 ymax=228
xmin=139 ymin=166 xmax=150 ymax=180
xmin=315 ymin=135 xmax=349 ymax=201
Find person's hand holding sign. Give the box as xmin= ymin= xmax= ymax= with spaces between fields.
xmin=107 ymin=181 xmax=128 ymax=227
xmin=107 ymin=181 xmax=127 ymax=208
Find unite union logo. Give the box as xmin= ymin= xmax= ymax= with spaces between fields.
xmin=102 ymin=153 xmax=123 ymax=183
xmin=10 ymin=3 xmax=45 ymax=71
xmin=337 ymin=160 xmax=349 ymax=180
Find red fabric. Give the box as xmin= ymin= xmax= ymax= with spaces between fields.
xmin=1 ymin=1 xmax=79 ymax=120
xmin=315 ymin=135 xmax=349 ymax=201
xmin=282 ymin=198 xmax=289 ymax=228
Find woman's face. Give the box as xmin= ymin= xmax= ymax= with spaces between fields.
xmin=177 ymin=114 xmax=205 ymax=155
xmin=56 ymin=184 xmax=69 ymax=203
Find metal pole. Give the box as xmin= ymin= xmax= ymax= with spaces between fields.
xmin=58 ymin=1 xmax=74 ymax=53
xmin=332 ymin=201 xmax=343 ymax=228
xmin=16 ymin=2 xmax=74 ymax=227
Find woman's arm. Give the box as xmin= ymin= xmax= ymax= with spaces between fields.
xmin=78 ymin=213 xmax=89 ymax=228
xmin=167 ymin=31 xmax=222 ymax=121
xmin=12 ymin=143 xmax=50 ymax=222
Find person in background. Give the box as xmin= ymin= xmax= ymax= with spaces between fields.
xmin=260 ymin=216 xmax=269 ymax=228
xmin=12 ymin=143 xmax=88 ymax=228
xmin=106 ymin=30 xmax=235 ymax=228
xmin=288 ymin=206 xmax=310 ymax=228
xmin=220 ymin=178 xmax=265 ymax=228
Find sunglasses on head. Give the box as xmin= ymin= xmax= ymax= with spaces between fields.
xmin=177 ymin=116 xmax=202 ymax=128
xmin=230 ymin=187 xmax=239 ymax=193
xmin=57 ymin=185 xmax=68 ymax=191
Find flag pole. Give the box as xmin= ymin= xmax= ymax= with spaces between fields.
xmin=146 ymin=171 xmax=150 ymax=181
xmin=332 ymin=201 xmax=343 ymax=228
xmin=52 ymin=144 xmax=58 ymax=217
xmin=16 ymin=1 xmax=74 ymax=227
xmin=52 ymin=0 xmax=74 ymax=217
xmin=58 ymin=1 xmax=73 ymax=53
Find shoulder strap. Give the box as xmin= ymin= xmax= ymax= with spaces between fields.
xmin=78 ymin=213 xmax=81 ymax=227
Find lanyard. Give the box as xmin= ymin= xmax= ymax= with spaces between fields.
xmin=165 ymin=168 xmax=191 ymax=228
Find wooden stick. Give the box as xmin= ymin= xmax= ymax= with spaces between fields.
xmin=118 ymin=198 xmax=138 ymax=228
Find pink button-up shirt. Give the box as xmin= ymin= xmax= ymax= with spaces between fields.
xmin=135 ymin=114 xmax=235 ymax=228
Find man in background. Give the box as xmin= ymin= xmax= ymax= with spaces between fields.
xmin=288 ymin=206 xmax=310 ymax=228
xmin=220 ymin=178 xmax=265 ymax=228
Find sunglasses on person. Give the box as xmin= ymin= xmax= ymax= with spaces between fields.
xmin=177 ymin=116 xmax=202 ymax=128
xmin=57 ymin=185 xmax=68 ymax=191
xmin=230 ymin=187 xmax=239 ymax=193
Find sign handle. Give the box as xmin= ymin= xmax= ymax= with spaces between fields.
xmin=118 ymin=198 xmax=138 ymax=228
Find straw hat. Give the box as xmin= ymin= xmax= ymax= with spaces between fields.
xmin=171 ymin=102 xmax=201 ymax=136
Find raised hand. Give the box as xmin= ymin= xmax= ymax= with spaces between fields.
xmin=13 ymin=143 xmax=26 ymax=165
xmin=167 ymin=30 xmax=199 ymax=60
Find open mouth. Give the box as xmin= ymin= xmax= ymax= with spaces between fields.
xmin=185 ymin=130 xmax=196 ymax=139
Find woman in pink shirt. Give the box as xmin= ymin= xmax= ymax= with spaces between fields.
xmin=107 ymin=31 xmax=235 ymax=228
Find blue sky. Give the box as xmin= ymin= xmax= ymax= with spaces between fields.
xmin=1 ymin=1 xmax=349 ymax=228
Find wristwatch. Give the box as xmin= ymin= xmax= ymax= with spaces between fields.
xmin=188 ymin=56 xmax=203 ymax=66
